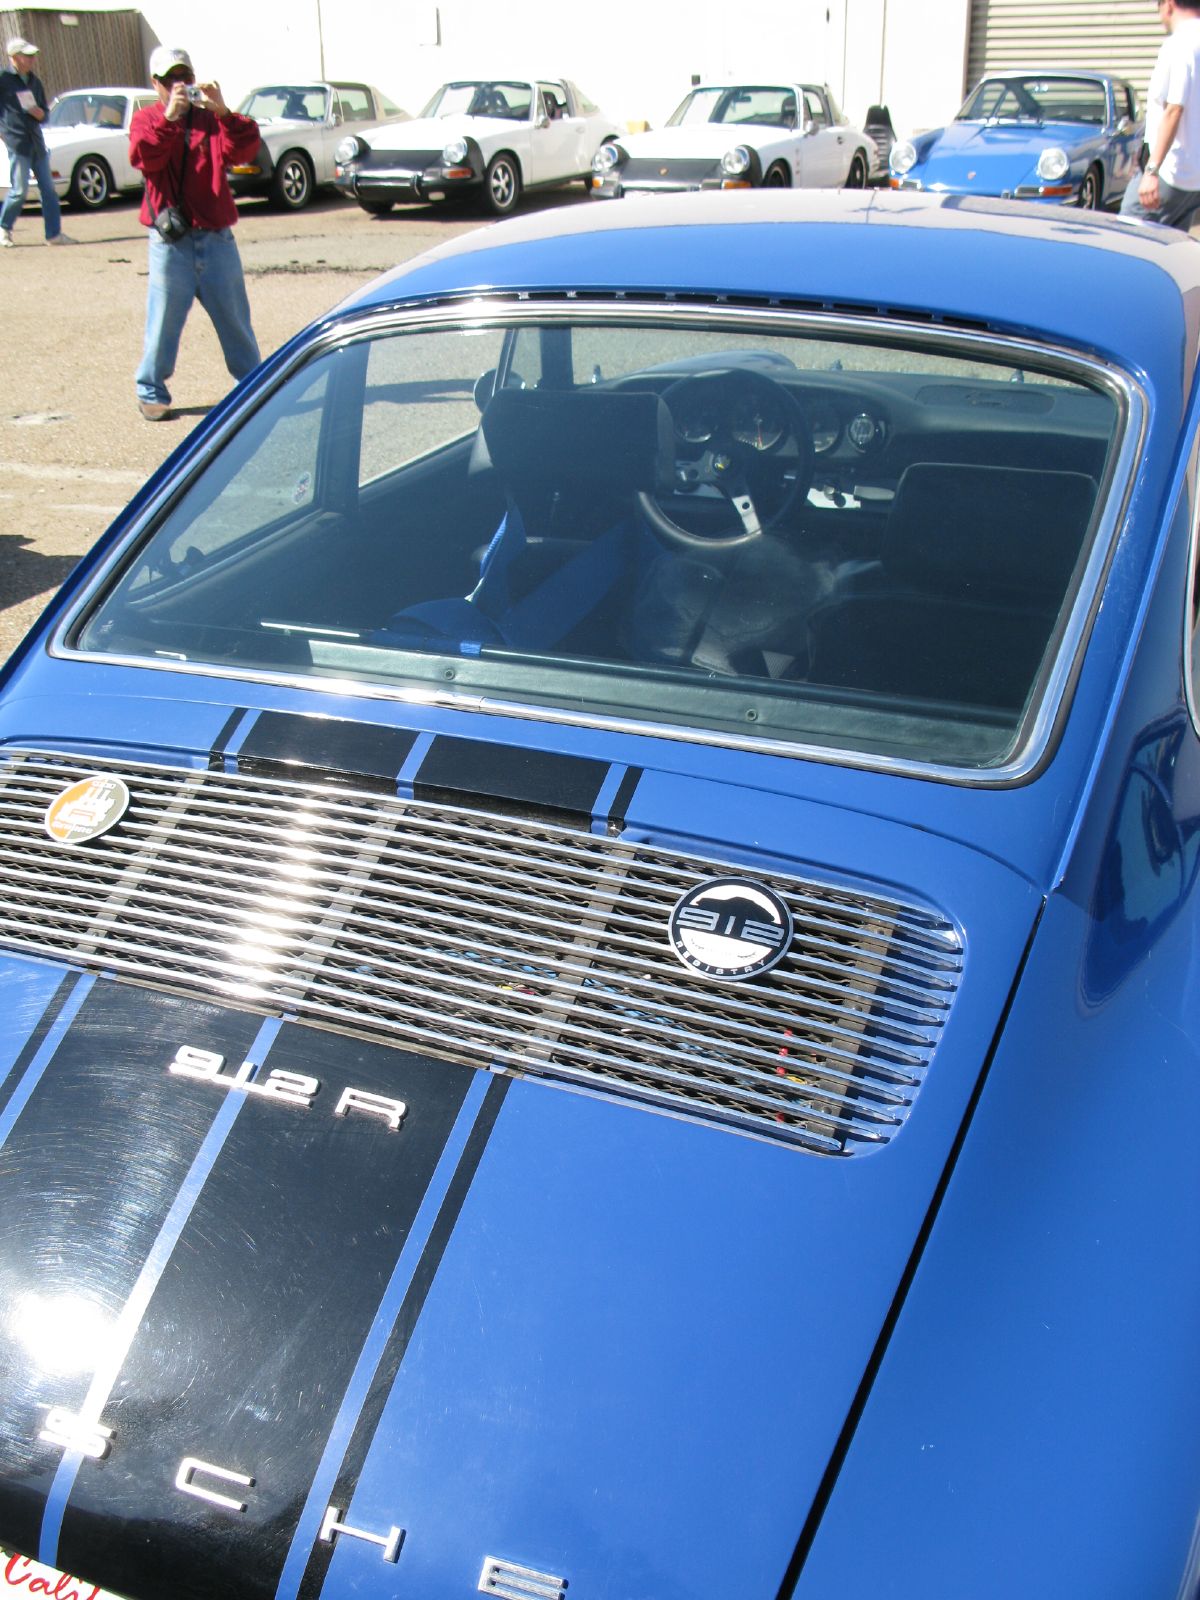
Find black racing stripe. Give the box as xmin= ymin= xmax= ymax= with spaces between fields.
xmin=234 ymin=711 xmax=418 ymax=793
xmin=0 ymin=982 xmax=263 ymax=1561
xmin=607 ymin=765 xmax=643 ymax=834
xmin=414 ymin=736 xmax=607 ymax=826
xmin=0 ymin=969 xmax=79 ymax=1124
xmin=58 ymin=1025 xmax=478 ymax=1600
xmin=294 ymin=1073 xmax=510 ymax=1600
xmin=208 ymin=706 xmax=249 ymax=771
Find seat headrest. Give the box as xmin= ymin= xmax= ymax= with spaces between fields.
xmin=473 ymin=387 xmax=674 ymax=496
xmin=884 ymin=463 xmax=1097 ymax=605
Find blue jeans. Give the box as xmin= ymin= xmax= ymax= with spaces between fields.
xmin=1119 ymin=170 xmax=1200 ymax=232
xmin=135 ymin=226 xmax=260 ymax=406
xmin=0 ymin=145 xmax=63 ymax=238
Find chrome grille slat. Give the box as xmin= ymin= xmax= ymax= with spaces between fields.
xmin=13 ymin=758 xmax=958 ymax=939
xmin=0 ymin=749 xmax=965 ymax=1155
xmin=0 ymin=884 xmax=929 ymax=1090
xmin=0 ymin=811 xmax=953 ymax=1007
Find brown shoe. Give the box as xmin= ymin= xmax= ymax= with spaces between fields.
xmin=138 ymin=400 xmax=170 ymax=420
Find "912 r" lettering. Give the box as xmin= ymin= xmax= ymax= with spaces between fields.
xmin=168 ymin=1047 xmax=407 ymax=1131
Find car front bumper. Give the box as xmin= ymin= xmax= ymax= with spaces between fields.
xmin=335 ymin=157 xmax=483 ymax=204
xmin=888 ymin=175 xmax=1083 ymax=204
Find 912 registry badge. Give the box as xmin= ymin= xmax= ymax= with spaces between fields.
xmin=668 ymin=876 xmax=793 ymax=982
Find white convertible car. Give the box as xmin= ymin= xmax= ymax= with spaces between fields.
xmin=0 ymin=86 xmax=154 ymax=209
xmin=230 ymin=81 xmax=409 ymax=210
xmin=334 ymin=76 xmax=620 ymax=216
xmin=592 ymin=81 xmax=877 ymax=197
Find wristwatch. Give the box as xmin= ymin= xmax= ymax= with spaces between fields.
xmin=1146 ymin=162 xmax=1161 ymax=175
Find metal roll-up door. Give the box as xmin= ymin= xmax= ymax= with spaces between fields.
xmin=967 ymin=0 xmax=1164 ymax=109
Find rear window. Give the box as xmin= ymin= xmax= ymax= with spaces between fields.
xmin=74 ymin=310 xmax=1124 ymax=774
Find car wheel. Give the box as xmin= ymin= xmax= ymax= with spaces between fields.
xmin=68 ymin=156 xmax=111 ymax=210
xmin=763 ymin=162 xmax=792 ymax=188
xmin=359 ymin=200 xmax=395 ymax=215
xmin=484 ymin=153 xmax=521 ymax=216
xmin=844 ymin=152 xmax=868 ymax=189
xmin=270 ymin=151 xmax=314 ymax=210
xmin=1079 ymin=165 xmax=1103 ymax=210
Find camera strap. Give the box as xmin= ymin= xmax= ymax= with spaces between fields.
xmin=157 ymin=104 xmax=193 ymax=227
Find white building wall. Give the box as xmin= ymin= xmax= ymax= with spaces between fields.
xmin=42 ymin=0 xmax=972 ymax=136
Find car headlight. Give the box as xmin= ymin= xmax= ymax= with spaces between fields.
xmin=336 ymin=134 xmax=366 ymax=164
xmin=442 ymin=137 xmax=468 ymax=165
xmin=1036 ymin=146 xmax=1069 ymax=182
xmin=890 ymin=139 xmax=917 ymax=175
xmin=720 ymin=145 xmax=752 ymax=177
xmin=592 ymin=142 xmax=622 ymax=174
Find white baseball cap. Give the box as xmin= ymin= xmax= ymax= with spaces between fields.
xmin=148 ymin=45 xmax=193 ymax=81
xmin=6 ymin=37 xmax=39 ymax=56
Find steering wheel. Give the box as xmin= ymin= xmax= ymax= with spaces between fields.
xmin=637 ymin=368 xmax=814 ymax=551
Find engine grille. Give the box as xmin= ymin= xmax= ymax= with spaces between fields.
xmin=0 ymin=749 xmax=963 ymax=1156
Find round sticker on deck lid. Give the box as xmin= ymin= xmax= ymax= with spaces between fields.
xmin=668 ymin=876 xmax=793 ymax=981
xmin=44 ymin=774 xmax=131 ymax=844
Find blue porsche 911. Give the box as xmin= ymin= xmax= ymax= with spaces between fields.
xmin=890 ymin=69 xmax=1145 ymax=209
xmin=0 ymin=189 xmax=1196 ymax=1600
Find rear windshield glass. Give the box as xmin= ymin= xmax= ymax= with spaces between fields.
xmin=74 ymin=313 xmax=1122 ymax=771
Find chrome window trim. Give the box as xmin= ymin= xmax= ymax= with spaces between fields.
xmin=1182 ymin=435 xmax=1200 ymax=739
xmin=50 ymin=296 xmax=1146 ymax=789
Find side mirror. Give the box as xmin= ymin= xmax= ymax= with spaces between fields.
xmin=1115 ymin=115 xmax=1132 ymax=134
xmin=536 ymin=113 xmax=549 ymax=129
xmin=802 ymin=118 xmax=817 ymax=137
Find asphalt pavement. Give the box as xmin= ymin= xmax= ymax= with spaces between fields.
xmin=0 ymin=188 xmax=589 ymax=661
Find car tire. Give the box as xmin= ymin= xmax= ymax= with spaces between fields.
xmin=1079 ymin=165 xmax=1103 ymax=210
xmin=763 ymin=162 xmax=792 ymax=188
xmin=270 ymin=151 xmax=314 ymax=211
xmin=68 ymin=156 xmax=111 ymax=210
xmin=359 ymin=200 xmax=395 ymax=215
xmin=483 ymin=153 xmax=521 ymax=216
xmin=844 ymin=151 xmax=868 ymax=189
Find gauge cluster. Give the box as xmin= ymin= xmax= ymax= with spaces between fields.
xmin=669 ymin=385 xmax=792 ymax=452
xmin=665 ymin=381 xmax=886 ymax=460
xmin=798 ymin=399 xmax=886 ymax=456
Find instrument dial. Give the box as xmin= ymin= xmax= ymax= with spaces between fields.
xmin=731 ymin=393 xmax=786 ymax=451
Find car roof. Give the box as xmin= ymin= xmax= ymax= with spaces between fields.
xmin=335 ymin=190 xmax=1200 ymax=384
xmin=689 ymin=81 xmax=822 ymax=90
xmin=972 ymin=68 xmax=1126 ymax=86
xmin=52 ymin=86 xmax=147 ymax=97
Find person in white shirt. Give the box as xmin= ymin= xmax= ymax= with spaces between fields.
xmin=1121 ymin=0 xmax=1200 ymax=229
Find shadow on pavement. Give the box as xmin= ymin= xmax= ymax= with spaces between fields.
xmin=0 ymin=535 xmax=81 ymax=613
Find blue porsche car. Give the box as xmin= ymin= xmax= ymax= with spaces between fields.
xmin=0 ymin=189 xmax=1197 ymax=1600
xmin=891 ymin=69 xmax=1144 ymax=208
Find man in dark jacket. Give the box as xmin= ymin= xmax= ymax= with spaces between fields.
xmin=129 ymin=45 xmax=261 ymax=420
xmin=0 ymin=35 xmax=73 ymax=246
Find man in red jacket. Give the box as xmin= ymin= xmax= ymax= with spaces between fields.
xmin=129 ymin=45 xmax=261 ymax=420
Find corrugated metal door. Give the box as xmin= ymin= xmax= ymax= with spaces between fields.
xmin=0 ymin=9 xmax=145 ymax=96
xmin=967 ymin=0 xmax=1164 ymax=108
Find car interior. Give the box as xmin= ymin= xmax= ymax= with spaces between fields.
xmin=74 ymin=316 xmax=1120 ymax=768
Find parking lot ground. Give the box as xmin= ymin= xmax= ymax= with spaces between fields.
xmin=0 ymin=189 xmax=589 ymax=661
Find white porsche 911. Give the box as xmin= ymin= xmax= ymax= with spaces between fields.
xmin=334 ymin=76 xmax=620 ymax=216
xmin=591 ymin=81 xmax=877 ymax=197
